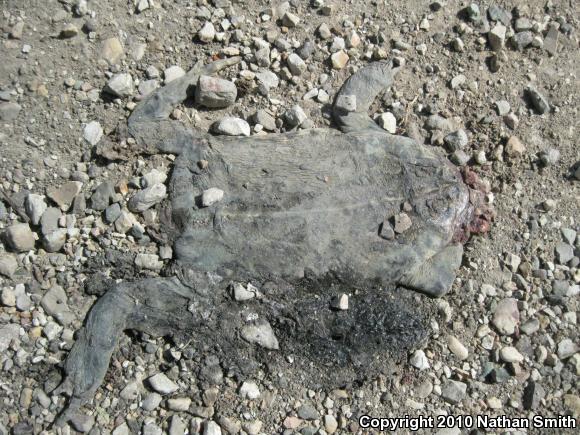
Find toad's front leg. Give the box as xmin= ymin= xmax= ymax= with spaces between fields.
xmin=54 ymin=277 xmax=198 ymax=426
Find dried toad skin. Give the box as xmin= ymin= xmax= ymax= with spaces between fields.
xmin=55 ymin=59 xmax=475 ymax=424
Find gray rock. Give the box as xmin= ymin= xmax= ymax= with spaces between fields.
xmin=104 ymin=73 xmax=134 ymax=98
xmin=561 ymin=228 xmax=577 ymax=245
xmin=377 ymin=112 xmax=397 ymax=133
xmin=256 ymin=70 xmax=279 ymax=94
xmin=141 ymin=392 xmax=163 ymax=411
xmin=514 ymin=18 xmax=532 ymax=32
xmin=0 ymin=324 xmax=20 ymax=352
xmin=14 ymin=284 xmax=31 ymax=311
xmin=83 ymin=121 xmax=103 ymax=145
xmin=25 ymin=194 xmax=47 ymax=225
xmin=231 ymin=282 xmax=258 ymax=301
xmin=526 ymin=87 xmax=550 ymax=114
xmin=91 ymin=181 xmax=115 ymax=211
xmin=195 ymin=75 xmax=237 ymax=108
xmin=282 ymin=12 xmax=300 ymax=27
xmin=499 ymin=346 xmax=523 ymax=363
xmin=148 ymin=373 xmax=178 ymax=394
xmin=409 ymin=349 xmax=430 ymax=370
xmin=287 ymin=53 xmax=306 ymax=76
xmin=105 ymin=203 xmax=122 ymax=223
xmin=447 ymin=336 xmax=468 ymax=360
xmin=495 ymin=100 xmax=510 ymax=116
xmin=169 ymin=415 xmax=187 ymax=435
xmin=167 ymin=397 xmax=192 ymax=411
xmin=488 ymin=24 xmax=506 ymax=51
xmin=0 ymin=254 xmax=18 ymax=278
xmin=450 ymin=150 xmax=470 ymax=166
xmin=43 ymin=229 xmax=67 ymax=253
xmin=241 ymin=320 xmax=279 ymax=349
xmin=41 ymin=285 xmax=74 ymax=325
xmin=135 ymin=254 xmax=163 ymax=271
xmin=492 ymin=298 xmax=519 ymax=335
xmin=4 ymin=223 xmax=35 ymax=252
xmin=523 ymin=382 xmax=545 ymax=410
xmin=555 ymin=242 xmax=574 ymax=264
xmin=297 ymin=403 xmax=319 ymax=420
xmin=557 ymin=339 xmax=579 ymax=359
xmin=143 ymin=423 xmax=162 ymax=435
xmin=511 ymin=31 xmax=533 ymax=50
xmin=69 ymin=414 xmax=95 ymax=433
xmin=444 ymin=129 xmax=468 ymax=151
xmin=164 ymin=66 xmax=186 ymax=83
xmin=239 ymin=381 xmax=260 ymax=399
xmin=141 ymin=169 xmax=167 ymax=188
xmin=441 ymin=380 xmax=467 ymax=404
xmin=487 ymin=5 xmax=511 ymax=26
xmin=212 ymin=117 xmax=250 ymax=137
xmin=253 ymin=110 xmax=276 ymax=131
xmin=198 ymin=22 xmax=216 ymax=43
xmin=112 ymin=423 xmax=130 ymax=435
xmin=40 ymin=207 xmax=61 ymax=236
xmin=539 ymin=148 xmax=560 ymax=166
xmin=139 ymin=79 xmax=159 ymax=96
xmin=47 ymin=181 xmax=83 ymax=211
xmin=1 ymin=287 xmax=15 ymax=306
xmin=543 ymin=24 xmax=558 ymax=56
xmin=284 ymin=105 xmax=307 ymax=127
xmin=0 ymin=102 xmax=22 ymax=121
xmin=128 ymin=184 xmax=166 ymax=212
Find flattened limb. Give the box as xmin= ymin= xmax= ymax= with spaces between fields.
xmin=128 ymin=56 xmax=241 ymax=155
xmin=333 ymin=59 xmax=401 ymax=133
xmin=54 ymin=277 xmax=198 ymax=426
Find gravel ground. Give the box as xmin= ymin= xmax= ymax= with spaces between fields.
xmin=0 ymin=0 xmax=579 ymax=434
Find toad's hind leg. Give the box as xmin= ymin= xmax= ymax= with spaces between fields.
xmin=332 ymin=59 xmax=401 ymax=133
xmin=54 ymin=277 xmax=197 ymax=426
xmin=128 ymin=56 xmax=240 ymax=155
xmin=399 ymin=244 xmax=464 ymax=297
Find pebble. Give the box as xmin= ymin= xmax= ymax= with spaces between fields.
xmin=232 ymin=282 xmax=258 ymax=301
xmin=410 ymin=349 xmax=430 ymax=370
xmin=196 ymin=76 xmax=237 ymax=108
xmin=201 ymin=188 xmax=224 ymax=207
xmin=212 ymin=117 xmax=250 ymax=137
xmin=203 ymin=421 xmax=222 ymax=435
xmin=330 ymin=293 xmax=349 ymax=310
xmin=544 ymin=24 xmax=558 ymax=56
xmin=167 ymin=397 xmax=192 ymax=411
xmin=148 ymin=373 xmax=178 ymax=394
xmin=104 ymin=73 xmax=134 ymax=98
xmin=488 ymin=24 xmax=506 ymax=51
xmin=135 ymin=254 xmax=163 ymax=271
xmin=393 ymin=212 xmax=412 ymax=233
xmin=0 ymin=254 xmax=18 ymax=278
xmin=282 ymin=12 xmax=300 ymax=27
xmin=492 ymin=298 xmax=519 ymax=335
xmin=444 ymin=129 xmax=468 ymax=151
xmin=0 ymin=324 xmax=20 ymax=353
xmin=495 ymin=100 xmax=510 ymax=116
xmin=284 ymin=105 xmax=307 ymax=127
xmin=128 ymin=183 xmax=167 ymax=212
xmin=487 ymin=5 xmax=511 ymax=26
xmin=555 ymin=242 xmax=574 ymax=264
xmin=198 ymin=22 xmax=216 ymax=42
xmin=318 ymin=23 xmax=332 ymax=39
xmin=504 ymin=136 xmax=525 ymax=158
xmin=441 ymin=380 xmax=467 ymax=404
xmin=511 ymin=31 xmax=533 ymax=50
xmin=287 ymin=53 xmax=306 ymax=76
xmin=115 ymin=211 xmax=138 ymax=233
xmin=164 ymin=66 xmax=185 ymax=83
xmin=523 ymin=381 xmax=545 ymax=410
xmin=141 ymin=393 xmax=163 ymax=411
xmin=447 ymin=336 xmax=469 ymax=360
xmin=60 ymin=23 xmax=79 ymax=38
xmin=239 ymin=381 xmax=261 ymax=399
xmin=169 ymin=416 xmax=186 ymax=435
xmin=142 ymin=169 xmax=167 ymax=188
xmin=297 ymin=403 xmax=319 ymax=420
xmin=256 ymin=70 xmax=279 ymax=94
xmin=450 ymin=74 xmax=466 ymax=89
xmin=25 ymin=194 xmax=47 ymax=225
xmin=41 ymin=285 xmax=74 ymax=325
xmin=377 ymin=112 xmax=397 ymax=133
xmin=83 ymin=121 xmax=103 ymax=145
xmin=101 ymin=37 xmax=124 ymax=64
xmin=91 ymin=181 xmax=116 ymax=211
xmin=503 ymin=113 xmax=519 ymax=129
xmin=557 ymin=339 xmax=579 ymax=359
xmin=330 ymin=50 xmax=349 ymax=69
xmin=1 ymin=287 xmax=15 ymax=307
xmin=5 ymin=223 xmax=35 ymax=252
xmin=69 ymin=414 xmax=95 ymax=433
xmin=241 ymin=320 xmax=279 ymax=350
xmin=0 ymin=102 xmax=22 ymax=121
xmin=43 ymin=229 xmax=67 ymax=253
xmin=526 ymin=86 xmax=550 ymax=114
xmin=47 ymin=181 xmax=83 ymax=211
xmin=500 ymin=346 xmax=524 ymax=363
xmin=253 ymin=110 xmax=276 ymax=131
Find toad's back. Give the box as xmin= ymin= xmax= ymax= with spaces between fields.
xmin=173 ymin=128 xmax=468 ymax=284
